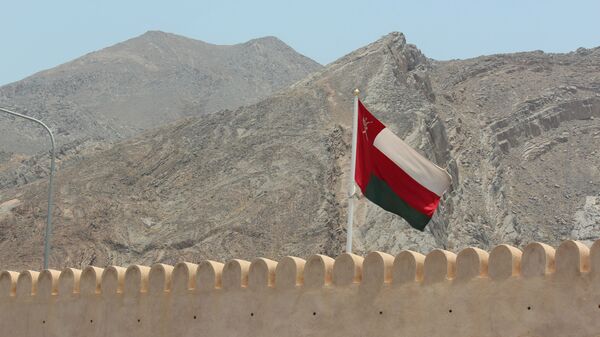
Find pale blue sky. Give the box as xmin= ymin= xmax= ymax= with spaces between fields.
xmin=1 ymin=0 xmax=599 ymax=85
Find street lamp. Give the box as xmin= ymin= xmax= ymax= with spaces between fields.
xmin=0 ymin=107 xmax=55 ymax=269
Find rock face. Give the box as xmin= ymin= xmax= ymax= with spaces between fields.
xmin=0 ymin=31 xmax=322 ymax=155
xmin=430 ymin=50 xmax=600 ymax=251
xmin=0 ymin=32 xmax=599 ymax=270
xmin=572 ymin=194 xmax=600 ymax=246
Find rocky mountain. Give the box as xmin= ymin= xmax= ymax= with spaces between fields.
xmin=0 ymin=32 xmax=598 ymax=270
xmin=430 ymin=49 xmax=600 ymax=249
xmin=0 ymin=31 xmax=322 ymax=155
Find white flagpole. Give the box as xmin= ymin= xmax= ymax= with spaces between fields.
xmin=345 ymin=89 xmax=360 ymax=253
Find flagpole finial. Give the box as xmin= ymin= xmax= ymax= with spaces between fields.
xmin=354 ymin=88 xmax=360 ymax=96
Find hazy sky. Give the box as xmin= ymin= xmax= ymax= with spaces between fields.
xmin=1 ymin=0 xmax=599 ymax=85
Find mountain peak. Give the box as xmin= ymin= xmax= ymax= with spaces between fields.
xmin=381 ymin=31 xmax=406 ymax=43
xmin=131 ymin=30 xmax=210 ymax=46
xmin=321 ymin=31 xmax=424 ymax=75
xmin=247 ymin=35 xmax=282 ymax=43
xmin=136 ymin=30 xmax=185 ymax=41
xmin=241 ymin=36 xmax=292 ymax=49
xmin=141 ymin=30 xmax=170 ymax=37
xmin=0 ymin=31 xmax=322 ymax=154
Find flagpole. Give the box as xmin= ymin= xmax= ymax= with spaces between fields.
xmin=345 ymin=89 xmax=360 ymax=253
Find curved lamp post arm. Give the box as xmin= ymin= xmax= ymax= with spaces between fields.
xmin=0 ymin=107 xmax=55 ymax=269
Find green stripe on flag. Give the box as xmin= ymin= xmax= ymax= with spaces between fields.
xmin=365 ymin=174 xmax=431 ymax=231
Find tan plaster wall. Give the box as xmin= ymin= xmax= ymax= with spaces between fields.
xmin=1 ymin=240 xmax=600 ymax=337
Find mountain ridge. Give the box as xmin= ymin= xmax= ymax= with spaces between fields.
xmin=0 ymin=30 xmax=322 ymax=155
xmin=0 ymin=32 xmax=599 ymax=271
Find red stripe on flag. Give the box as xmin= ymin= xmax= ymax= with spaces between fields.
xmin=355 ymin=100 xmax=385 ymax=191
xmin=370 ymin=146 xmax=441 ymax=216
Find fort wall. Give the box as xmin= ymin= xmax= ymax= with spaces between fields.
xmin=1 ymin=240 xmax=600 ymax=337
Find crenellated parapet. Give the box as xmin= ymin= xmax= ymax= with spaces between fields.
xmin=1 ymin=240 xmax=600 ymax=337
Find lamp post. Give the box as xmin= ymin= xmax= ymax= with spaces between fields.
xmin=0 ymin=107 xmax=55 ymax=269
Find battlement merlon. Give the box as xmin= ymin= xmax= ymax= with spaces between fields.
xmin=1 ymin=239 xmax=600 ymax=337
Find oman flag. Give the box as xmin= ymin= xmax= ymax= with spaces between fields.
xmin=354 ymin=100 xmax=451 ymax=231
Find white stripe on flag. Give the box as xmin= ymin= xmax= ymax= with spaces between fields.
xmin=373 ymin=128 xmax=451 ymax=196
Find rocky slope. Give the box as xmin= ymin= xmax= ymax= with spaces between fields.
xmin=0 ymin=33 xmax=599 ymax=270
xmin=430 ymin=49 xmax=600 ymax=249
xmin=0 ymin=31 xmax=321 ymax=155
